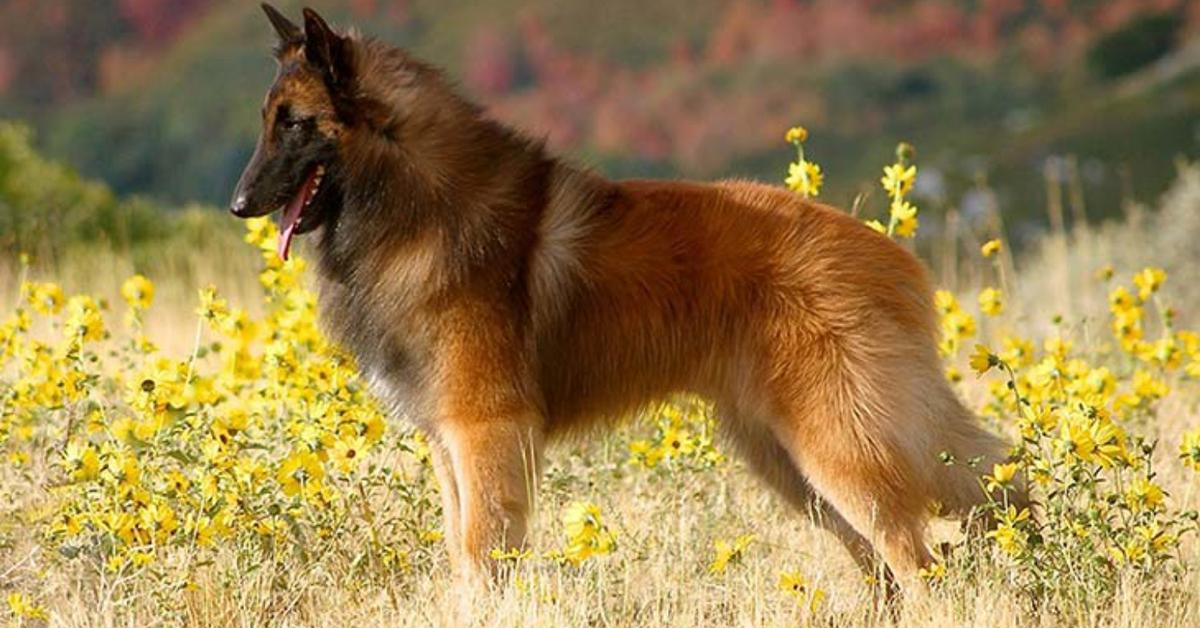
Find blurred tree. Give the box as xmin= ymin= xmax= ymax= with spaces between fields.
xmin=1088 ymin=10 xmax=1184 ymax=79
xmin=0 ymin=0 xmax=128 ymax=106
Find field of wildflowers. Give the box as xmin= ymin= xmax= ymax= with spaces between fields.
xmin=0 ymin=129 xmax=1198 ymax=626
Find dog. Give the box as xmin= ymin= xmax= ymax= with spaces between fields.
xmin=231 ymin=4 xmax=1024 ymax=592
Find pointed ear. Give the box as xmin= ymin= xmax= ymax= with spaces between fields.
xmin=302 ymin=7 xmax=351 ymax=88
xmin=262 ymin=3 xmax=301 ymax=46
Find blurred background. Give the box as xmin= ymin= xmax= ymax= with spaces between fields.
xmin=0 ymin=0 xmax=1198 ymax=260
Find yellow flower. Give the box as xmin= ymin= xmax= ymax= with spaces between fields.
xmin=563 ymin=501 xmax=603 ymax=542
xmin=165 ymin=470 xmax=191 ymax=495
xmin=998 ymin=336 xmax=1036 ymax=368
xmin=130 ymin=550 xmax=155 ymax=567
xmin=889 ymin=199 xmax=919 ymax=238
xmin=23 ymin=281 xmax=65 ymax=315
xmin=120 ymin=274 xmax=155 ymax=310
xmin=943 ymin=309 xmax=977 ymax=339
xmin=881 ymin=163 xmax=917 ymax=197
xmin=786 ymin=160 xmax=823 ymax=197
xmin=945 ymin=366 xmax=962 ymax=383
xmin=1133 ymin=267 xmax=1166 ymax=301
xmin=778 ymin=570 xmax=825 ymax=610
xmin=969 ymin=344 xmax=997 ymax=374
xmin=894 ymin=214 xmax=919 ymax=238
xmin=64 ymin=295 xmax=105 ymax=343
xmin=1132 ymin=369 xmax=1169 ymax=401
xmin=985 ymin=462 xmax=1019 ymax=492
xmin=560 ymin=501 xmax=616 ymax=565
xmin=1124 ymin=477 xmax=1165 ymax=511
xmin=864 ymin=219 xmax=886 ymax=234
xmin=981 ymin=239 xmax=1002 ymax=258
xmin=986 ymin=506 xmax=1030 ymax=556
xmin=329 ymin=436 xmax=369 ymax=473
xmin=628 ymin=439 xmax=663 ymax=468
xmin=244 ymin=216 xmax=276 ymax=249
xmin=934 ymin=290 xmax=958 ymax=315
xmin=918 ymin=561 xmax=946 ymax=582
xmin=489 ymin=547 xmax=533 ymax=562
xmin=978 ymin=287 xmax=1004 ymax=317
xmin=63 ymin=441 xmax=100 ymax=482
xmin=1180 ymin=429 xmax=1200 ymax=472
xmin=6 ymin=592 xmax=48 ymax=621
xmin=708 ymin=534 xmax=754 ymax=575
xmin=659 ymin=425 xmax=695 ymax=459
xmin=778 ymin=570 xmax=809 ymax=596
xmin=784 ymin=126 xmax=808 ymax=144
xmin=277 ymin=449 xmax=325 ymax=497
xmin=197 ymin=285 xmax=229 ymax=322
xmin=139 ymin=501 xmax=179 ymax=543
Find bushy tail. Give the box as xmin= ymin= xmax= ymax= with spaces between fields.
xmin=932 ymin=392 xmax=1030 ymax=520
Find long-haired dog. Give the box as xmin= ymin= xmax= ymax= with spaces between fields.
xmin=231 ymin=4 xmax=1024 ymax=593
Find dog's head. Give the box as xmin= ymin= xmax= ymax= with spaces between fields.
xmin=230 ymin=4 xmax=356 ymax=260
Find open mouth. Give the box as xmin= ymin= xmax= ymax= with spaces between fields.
xmin=277 ymin=164 xmax=326 ymax=261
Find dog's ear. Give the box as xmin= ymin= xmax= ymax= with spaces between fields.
xmin=302 ymin=8 xmax=352 ymax=90
xmin=262 ymin=3 xmax=302 ymax=48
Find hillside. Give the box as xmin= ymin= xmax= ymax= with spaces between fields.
xmin=0 ymin=0 xmax=1197 ymax=232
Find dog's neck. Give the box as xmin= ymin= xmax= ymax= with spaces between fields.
xmin=314 ymin=92 xmax=557 ymax=286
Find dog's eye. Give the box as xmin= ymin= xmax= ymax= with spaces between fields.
xmin=274 ymin=106 xmax=309 ymax=132
xmin=281 ymin=116 xmax=307 ymax=131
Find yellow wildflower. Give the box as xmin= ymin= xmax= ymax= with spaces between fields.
xmin=120 ymin=274 xmax=155 ymax=310
xmin=7 ymin=592 xmax=48 ymax=621
xmin=1124 ymin=477 xmax=1165 ymax=512
xmin=277 ymin=449 xmax=325 ymax=498
xmin=708 ymin=534 xmax=754 ymax=575
xmin=786 ymin=160 xmax=823 ymax=197
xmin=1180 ymin=429 xmax=1200 ymax=471
xmin=64 ymin=295 xmax=105 ymax=343
xmin=978 ymin=287 xmax=1004 ymax=316
xmin=560 ymin=501 xmax=616 ymax=564
xmin=881 ymin=163 xmax=917 ymax=197
xmin=784 ymin=126 xmax=808 ymax=144
xmin=1132 ymin=267 xmax=1166 ymax=301
xmin=985 ymin=462 xmax=1019 ymax=492
xmin=778 ymin=570 xmax=825 ymax=611
xmin=970 ymin=344 xmax=997 ymax=374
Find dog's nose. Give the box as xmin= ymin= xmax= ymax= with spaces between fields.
xmin=230 ymin=194 xmax=249 ymax=216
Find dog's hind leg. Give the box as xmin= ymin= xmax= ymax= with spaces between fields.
xmin=764 ymin=340 xmax=942 ymax=590
xmin=719 ymin=413 xmax=891 ymax=588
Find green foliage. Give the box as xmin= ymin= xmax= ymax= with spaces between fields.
xmin=0 ymin=120 xmax=238 ymax=266
xmin=0 ymin=121 xmax=157 ymax=255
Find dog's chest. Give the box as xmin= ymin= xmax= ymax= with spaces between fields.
xmin=316 ymin=275 xmax=435 ymax=425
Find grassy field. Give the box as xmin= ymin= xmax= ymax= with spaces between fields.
xmin=1 ymin=154 xmax=1199 ymax=627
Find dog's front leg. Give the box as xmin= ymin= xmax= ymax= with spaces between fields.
xmin=435 ymin=406 xmax=545 ymax=585
xmin=428 ymin=303 xmax=546 ymax=590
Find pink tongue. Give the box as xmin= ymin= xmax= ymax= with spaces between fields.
xmin=277 ymin=172 xmax=316 ymax=261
